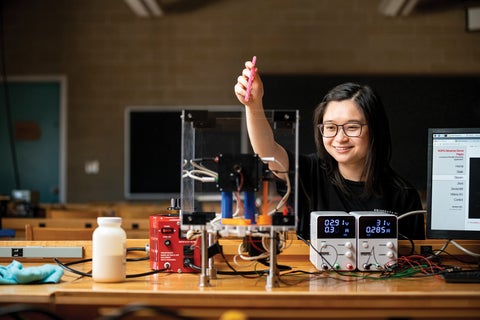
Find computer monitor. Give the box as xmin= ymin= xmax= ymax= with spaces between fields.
xmin=124 ymin=106 xmax=247 ymax=200
xmin=426 ymin=128 xmax=480 ymax=239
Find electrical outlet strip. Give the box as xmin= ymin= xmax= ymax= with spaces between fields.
xmin=0 ymin=246 xmax=83 ymax=258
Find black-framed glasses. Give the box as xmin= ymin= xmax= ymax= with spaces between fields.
xmin=317 ymin=122 xmax=367 ymax=138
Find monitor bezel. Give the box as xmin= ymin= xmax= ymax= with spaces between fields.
xmin=426 ymin=127 xmax=480 ymax=240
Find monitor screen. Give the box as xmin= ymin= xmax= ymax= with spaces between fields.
xmin=124 ymin=106 xmax=246 ymax=200
xmin=426 ymin=128 xmax=480 ymax=239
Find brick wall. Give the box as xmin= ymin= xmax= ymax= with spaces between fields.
xmin=2 ymin=0 xmax=480 ymax=202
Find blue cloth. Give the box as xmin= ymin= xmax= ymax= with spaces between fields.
xmin=0 ymin=260 xmax=64 ymax=284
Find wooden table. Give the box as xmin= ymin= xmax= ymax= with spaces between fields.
xmin=1 ymin=239 xmax=480 ymax=320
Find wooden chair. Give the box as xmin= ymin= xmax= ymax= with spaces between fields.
xmin=25 ymin=224 xmax=94 ymax=240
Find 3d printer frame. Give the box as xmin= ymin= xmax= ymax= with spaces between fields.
xmin=179 ymin=108 xmax=299 ymax=289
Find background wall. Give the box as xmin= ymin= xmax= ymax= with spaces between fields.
xmin=1 ymin=0 xmax=480 ymax=203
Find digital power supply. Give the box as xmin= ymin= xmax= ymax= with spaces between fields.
xmin=349 ymin=211 xmax=398 ymax=271
xmin=310 ymin=211 xmax=356 ymax=271
xmin=149 ymin=214 xmax=200 ymax=273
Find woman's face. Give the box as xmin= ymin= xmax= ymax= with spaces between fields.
xmin=321 ymin=99 xmax=370 ymax=179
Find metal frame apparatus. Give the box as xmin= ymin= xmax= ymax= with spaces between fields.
xmin=179 ymin=109 xmax=299 ymax=289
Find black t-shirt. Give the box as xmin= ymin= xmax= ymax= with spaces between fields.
xmin=280 ymin=151 xmax=424 ymax=240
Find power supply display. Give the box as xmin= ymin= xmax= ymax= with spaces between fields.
xmin=317 ymin=215 xmax=356 ymax=239
xmin=310 ymin=211 xmax=356 ymax=271
xmin=357 ymin=216 xmax=397 ymax=238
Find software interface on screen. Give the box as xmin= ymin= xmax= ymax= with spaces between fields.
xmin=430 ymin=130 xmax=480 ymax=232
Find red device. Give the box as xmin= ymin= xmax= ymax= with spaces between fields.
xmin=149 ymin=214 xmax=201 ymax=273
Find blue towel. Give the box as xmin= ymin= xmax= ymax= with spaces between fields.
xmin=0 ymin=260 xmax=64 ymax=284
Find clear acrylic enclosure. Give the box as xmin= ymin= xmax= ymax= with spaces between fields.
xmin=180 ymin=108 xmax=298 ymax=234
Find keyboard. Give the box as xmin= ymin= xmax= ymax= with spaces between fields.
xmin=442 ymin=270 xmax=480 ymax=283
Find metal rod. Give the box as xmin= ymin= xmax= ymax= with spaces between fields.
xmin=199 ymin=227 xmax=210 ymax=287
xmin=266 ymin=228 xmax=280 ymax=289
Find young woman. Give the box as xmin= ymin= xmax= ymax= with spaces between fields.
xmin=234 ymin=59 xmax=425 ymax=240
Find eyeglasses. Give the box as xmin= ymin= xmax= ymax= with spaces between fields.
xmin=317 ymin=122 xmax=367 ymax=138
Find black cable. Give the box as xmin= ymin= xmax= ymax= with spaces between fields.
xmin=297 ymin=234 xmax=340 ymax=274
xmin=97 ymin=303 xmax=197 ymax=320
xmin=54 ymin=257 xmax=168 ymax=278
xmin=54 ymin=257 xmax=93 ymax=277
xmin=126 ymin=269 xmax=167 ymax=278
xmin=54 ymin=247 xmax=162 ymax=278
xmin=0 ymin=303 xmax=65 ymax=320
xmin=398 ymin=232 xmax=415 ymax=256
xmin=0 ymin=0 xmax=21 ymax=189
xmin=185 ymin=260 xmax=269 ymax=276
xmin=430 ymin=248 xmax=479 ymax=265
xmin=127 ymin=247 xmax=147 ymax=251
xmin=277 ymin=269 xmax=325 ymax=286
xmin=126 ymin=247 xmax=150 ymax=261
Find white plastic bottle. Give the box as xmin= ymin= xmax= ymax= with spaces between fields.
xmin=92 ymin=217 xmax=126 ymax=282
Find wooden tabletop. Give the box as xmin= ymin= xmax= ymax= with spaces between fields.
xmin=1 ymin=239 xmax=480 ymax=320
xmin=53 ymin=261 xmax=480 ymax=320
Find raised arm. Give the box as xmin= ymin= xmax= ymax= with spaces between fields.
xmin=234 ymin=60 xmax=289 ymax=180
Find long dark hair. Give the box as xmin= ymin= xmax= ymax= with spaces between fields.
xmin=313 ymin=82 xmax=393 ymax=196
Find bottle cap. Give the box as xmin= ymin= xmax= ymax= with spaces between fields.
xmin=97 ymin=217 xmax=122 ymax=224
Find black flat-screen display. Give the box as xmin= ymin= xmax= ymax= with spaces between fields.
xmin=124 ymin=106 xmax=246 ymax=200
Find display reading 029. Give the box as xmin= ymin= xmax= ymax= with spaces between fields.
xmin=358 ymin=216 xmax=397 ymax=238
xmin=317 ymin=216 xmax=356 ymax=239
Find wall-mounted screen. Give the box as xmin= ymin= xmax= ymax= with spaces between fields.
xmin=124 ymin=106 xmax=246 ymax=200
